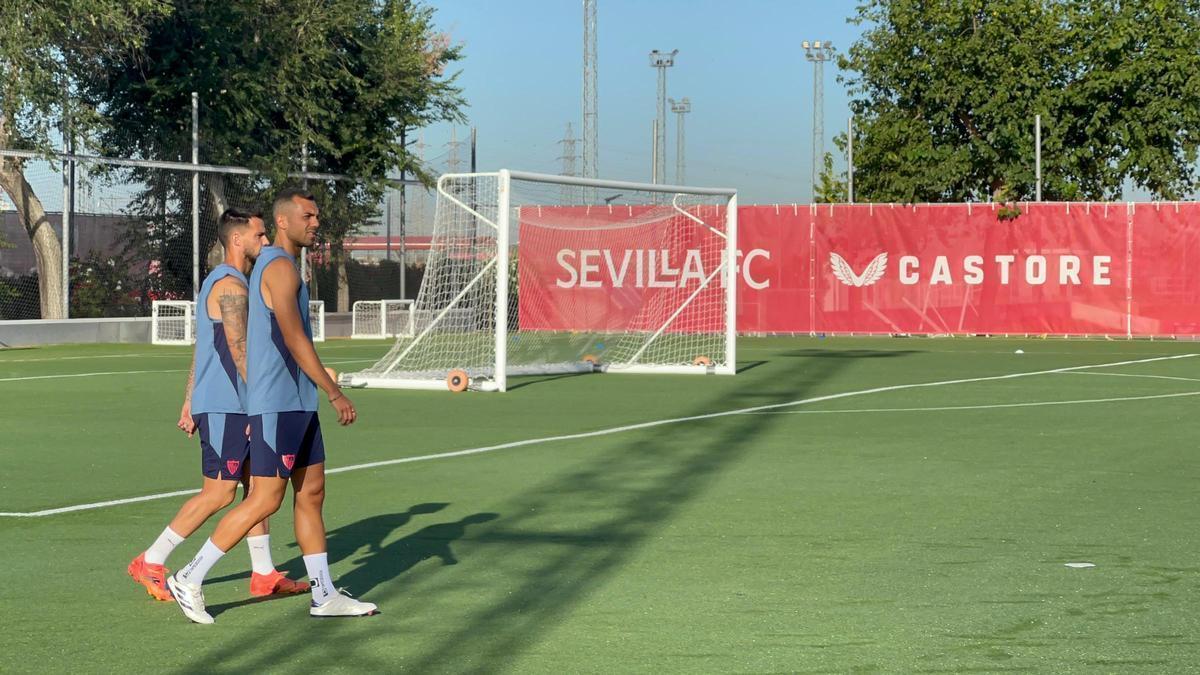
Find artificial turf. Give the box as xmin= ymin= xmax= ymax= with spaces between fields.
xmin=2 ymin=336 xmax=1199 ymax=672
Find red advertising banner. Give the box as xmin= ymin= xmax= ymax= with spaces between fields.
xmin=517 ymin=205 xmax=727 ymax=333
xmin=1130 ymin=202 xmax=1200 ymax=336
xmin=517 ymin=202 xmax=1200 ymax=337
xmin=812 ymin=203 xmax=1130 ymax=335
xmin=735 ymin=206 xmax=811 ymax=333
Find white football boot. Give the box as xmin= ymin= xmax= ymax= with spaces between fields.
xmin=167 ymin=574 xmax=215 ymax=625
xmin=310 ymin=589 xmax=378 ymax=618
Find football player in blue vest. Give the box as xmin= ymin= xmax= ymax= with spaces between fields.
xmin=129 ymin=208 xmax=308 ymax=604
xmin=169 ymin=189 xmax=374 ymax=623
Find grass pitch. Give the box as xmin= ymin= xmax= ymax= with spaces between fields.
xmin=2 ymin=336 xmax=1200 ymax=672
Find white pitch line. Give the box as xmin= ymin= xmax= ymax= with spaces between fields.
xmin=744 ymin=391 xmax=1200 ymax=415
xmin=0 ymin=353 xmax=172 ymax=363
xmin=1 ymin=353 xmax=1193 ymax=518
xmin=0 ymin=362 xmax=372 ymax=384
xmin=0 ymin=369 xmax=187 ymax=383
xmin=1062 ymin=371 xmax=1200 ymax=383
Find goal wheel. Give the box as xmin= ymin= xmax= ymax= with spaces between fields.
xmin=446 ymin=369 xmax=469 ymax=392
xmin=693 ymin=355 xmax=713 ymax=367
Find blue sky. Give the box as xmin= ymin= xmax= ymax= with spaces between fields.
xmin=421 ymin=0 xmax=866 ymax=204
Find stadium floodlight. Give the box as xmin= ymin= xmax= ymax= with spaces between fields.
xmin=803 ymin=40 xmax=835 ymax=202
xmin=649 ymin=49 xmax=678 ymax=185
xmin=342 ymin=169 xmax=738 ymax=392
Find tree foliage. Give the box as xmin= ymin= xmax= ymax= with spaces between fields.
xmin=0 ymin=0 xmax=167 ymax=317
xmin=814 ymin=151 xmax=848 ymax=203
xmin=840 ymin=0 xmax=1200 ymax=202
xmin=0 ymin=0 xmax=168 ymax=151
xmin=75 ymin=0 xmax=464 ymax=306
xmin=82 ymin=0 xmax=463 ymax=181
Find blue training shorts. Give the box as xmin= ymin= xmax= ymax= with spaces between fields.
xmin=193 ymin=412 xmax=251 ymax=480
xmin=248 ymin=411 xmax=326 ymax=478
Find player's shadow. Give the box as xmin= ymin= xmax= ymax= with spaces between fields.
xmin=321 ymin=501 xmax=453 ymax=567
xmin=334 ymin=512 xmax=500 ymax=597
xmin=203 ymin=502 xmax=457 ymax=618
xmin=204 ymin=501 xmax=450 ymax=586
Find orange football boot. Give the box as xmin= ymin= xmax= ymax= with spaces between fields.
xmin=127 ymin=552 xmax=173 ymax=602
xmin=250 ymin=570 xmax=310 ymax=597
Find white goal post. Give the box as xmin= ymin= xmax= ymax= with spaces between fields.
xmin=151 ymin=300 xmax=195 ymax=345
xmin=152 ymin=299 xmax=325 ymax=344
xmin=343 ymin=169 xmax=737 ymax=392
xmin=352 ymin=299 xmax=415 ymax=339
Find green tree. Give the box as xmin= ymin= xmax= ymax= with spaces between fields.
xmin=80 ymin=0 xmax=465 ymax=308
xmin=840 ymin=0 xmax=1200 ymax=203
xmin=814 ymin=151 xmax=848 ymax=204
xmin=0 ymin=0 xmax=167 ymax=318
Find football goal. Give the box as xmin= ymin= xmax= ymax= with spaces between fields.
xmin=152 ymin=299 xmax=325 ymax=344
xmin=342 ymin=169 xmax=736 ymax=392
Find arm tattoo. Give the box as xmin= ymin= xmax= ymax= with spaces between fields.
xmin=183 ymin=356 xmax=196 ymax=404
xmin=218 ymin=292 xmax=250 ymax=381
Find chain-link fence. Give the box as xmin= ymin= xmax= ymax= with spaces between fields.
xmin=325 ymin=136 xmax=475 ymax=309
xmin=0 ymin=148 xmax=438 ymax=320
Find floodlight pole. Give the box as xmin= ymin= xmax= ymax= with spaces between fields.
xmin=803 ymin=40 xmax=835 ymax=202
xmin=191 ymin=92 xmax=200 ymax=300
xmin=1035 ymin=114 xmax=1042 ymax=202
xmin=649 ymin=49 xmax=677 ymax=186
xmin=670 ymin=97 xmax=691 ymax=185
xmin=848 ymin=114 xmax=855 ymax=204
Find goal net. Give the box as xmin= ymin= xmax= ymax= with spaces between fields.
xmin=152 ymin=299 xmax=325 ymax=344
xmin=352 ymin=299 xmax=415 ymax=339
xmin=343 ymin=170 xmax=736 ymax=391
xmin=151 ymin=300 xmax=195 ymax=345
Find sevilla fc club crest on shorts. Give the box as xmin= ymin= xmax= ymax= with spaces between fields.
xmin=282 ymin=454 xmax=296 ymax=470
xmin=226 ymin=459 xmax=240 ymax=475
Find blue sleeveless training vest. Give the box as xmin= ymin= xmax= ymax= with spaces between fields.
xmin=246 ymin=247 xmax=318 ymax=414
xmin=190 ymin=264 xmax=248 ymax=414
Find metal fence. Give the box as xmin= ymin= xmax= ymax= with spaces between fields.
xmin=0 ymin=147 xmax=448 ymax=320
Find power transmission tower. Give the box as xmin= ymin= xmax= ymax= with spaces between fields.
xmin=669 ymin=97 xmax=691 ymax=185
xmin=649 ymin=49 xmax=677 ymax=185
xmin=446 ymin=126 xmax=464 ymax=174
xmin=803 ymin=41 xmax=834 ymax=202
xmin=558 ymin=122 xmax=579 ymax=204
xmin=558 ymin=122 xmax=579 ymax=177
xmin=582 ymin=0 xmax=598 ymax=182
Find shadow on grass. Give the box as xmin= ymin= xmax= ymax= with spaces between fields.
xmin=778 ymin=348 xmax=923 ymax=359
xmin=175 ymin=351 xmax=846 ymax=673
xmin=735 ymin=359 xmax=768 ymax=374
xmin=205 ymin=585 xmax=307 ymax=619
xmin=505 ymin=371 xmax=595 ymax=391
xmin=333 ymin=512 xmax=499 ymax=597
xmin=204 ymin=502 xmax=451 ymax=586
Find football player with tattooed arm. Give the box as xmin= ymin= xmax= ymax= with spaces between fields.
xmin=127 ymin=208 xmax=308 ymax=604
xmin=168 ymin=188 xmax=375 ymax=624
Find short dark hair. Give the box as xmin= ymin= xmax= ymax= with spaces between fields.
xmin=218 ymin=207 xmax=264 ymax=247
xmin=272 ymin=187 xmax=316 ymax=221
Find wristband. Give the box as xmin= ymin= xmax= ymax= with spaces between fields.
xmin=329 ymin=392 xmax=343 ymax=403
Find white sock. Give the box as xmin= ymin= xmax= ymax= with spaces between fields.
xmin=303 ymin=552 xmax=335 ymax=604
xmin=176 ymin=538 xmax=227 ymax=585
xmin=144 ymin=526 xmax=185 ymax=566
xmin=246 ymin=534 xmax=275 ymax=575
